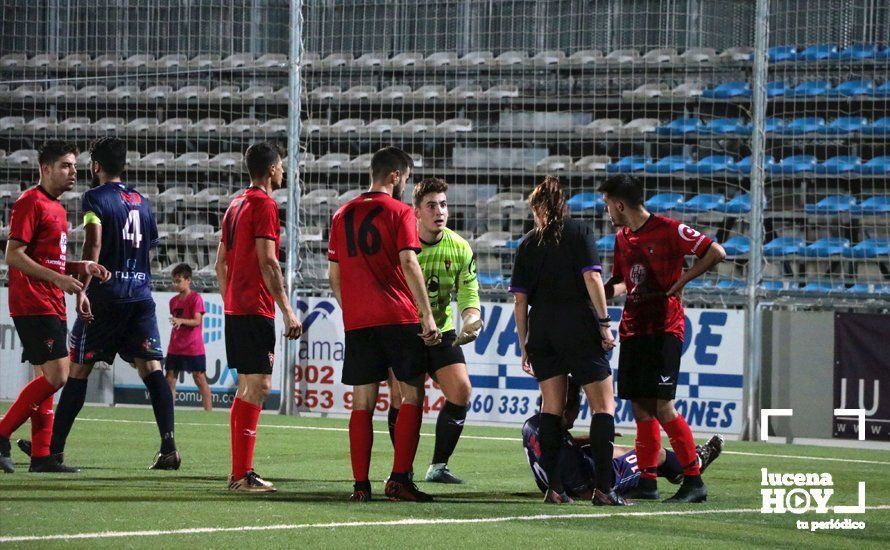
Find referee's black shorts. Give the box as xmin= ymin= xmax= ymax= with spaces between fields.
xmin=343 ymin=323 xmax=426 ymax=385
xmin=617 ymin=333 xmax=683 ymax=400
xmin=526 ymin=304 xmax=611 ymax=386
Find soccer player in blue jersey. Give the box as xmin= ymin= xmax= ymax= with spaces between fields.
xmin=57 ymin=137 xmax=178 ymax=469
xmin=522 ymin=381 xmax=724 ymax=501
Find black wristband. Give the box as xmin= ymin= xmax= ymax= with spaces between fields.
xmin=598 ymin=316 xmax=612 ymax=325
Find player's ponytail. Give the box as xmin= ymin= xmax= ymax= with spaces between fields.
xmin=528 ymin=175 xmax=567 ymax=245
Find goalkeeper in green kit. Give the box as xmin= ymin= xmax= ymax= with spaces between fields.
xmin=387 ymin=177 xmax=482 ymax=484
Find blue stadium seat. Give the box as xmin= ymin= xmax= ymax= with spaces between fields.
xmin=766 ymin=155 xmax=817 ymax=174
xmin=685 ymin=155 xmax=735 ymax=174
xmin=685 ymin=278 xmax=713 ymax=289
xmin=862 ymin=117 xmax=890 ymax=135
xmin=844 ymin=239 xmax=890 ymax=258
xmin=721 ymin=235 xmax=751 ymax=257
xmin=606 ymin=156 xmax=648 ymax=173
xmin=829 ymin=79 xmax=874 ymax=97
xmin=813 ymin=156 xmax=861 ymax=174
xmin=702 ymin=81 xmax=751 ymax=99
xmin=804 ymin=237 xmax=850 ymax=257
xmin=656 ymin=118 xmax=703 ymax=136
xmin=835 ymin=44 xmax=878 ymax=60
xmin=871 ymin=81 xmax=890 ymax=97
xmin=820 ymin=117 xmax=867 ymax=134
xmin=764 ymin=117 xmax=785 ymax=133
xmin=804 ymin=194 xmax=857 ymax=213
xmin=798 ymin=44 xmax=838 ymax=61
xmin=477 ymin=272 xmax=505 ymax=286
xmin=567 ymin=192 xmax=604 ymax=213
xmin=677 ymin=193 xmax=725 ymax=212
xmin=645 ymin=156 xmax=691 ymax=173
xmin=596 ymin=234 xmax=616 ymax=254
xmin=851 ymin=196 xmax=890 ymax=215
xmin=702 ymin=118 xmax=750 ymax=134
xmin=846 ymin=284 xmax=870 ymax=294
xmin=779 ymin=117 xmax=825 ymax=134
xmin=762 ymin=280 xmax=785 ymax=291
xmin=716 ymin=280 xmax=745 ymax=290
xmin=645 ymin=192 xmax=684 ymax=212
xmin=768 ymin=46 xmax=797 ymax=62
xmin=719 ymin=194 xmax=753 ymax=214
xmin=856 ymin=156 xmax=890 ymax=175
xmin=801 ymin=282 xmax=844 ymax=294
xmin=729 ymin=155 xmax=775 ymax=174
xmin=764 ymin=237 xmax=805 ymax=256
xmin=877 ymin=46 xmax=890 ymax=60
xmin=505 ymin=238 xmax=522 ymax=250
xmin=787 ymin=80 xmax=832 ymax=96
xmin=766 ymin=81 xmax=788 ymax=97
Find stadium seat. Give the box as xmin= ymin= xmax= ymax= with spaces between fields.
xmin=768 ymin=46 xmax=797 ymax=62
xmin=844 ymin=239 xmax=890 ymax=258
xmin=135 ymin=151 xmax=175 ymax=168
xmin=190 ymin=117 xmax=226 ymax=134
xmin=377 ymin=85 xmax=412 ymax=100
xmin=851 ymin=196 xmax=890 ymax=215
xmin=728 ymin=155 xmax=774 ymax=174
xmin=719 ymin=46 xmax=754 ymax=62
xmin=644 ymin=193 xmax=684 ymax=212
xmin=779 ymin=117 xmax=825 ymax=134
xmin=361 ymin=118 xmax=399 ymax=134
xmin=109 ymin=85 xmax=141 ymax=100
xmin=474 ymin=231 xmax=512 ymax=250
xmin=656 ymin=118 xmax=703 ymax=135
xmin=435 ymin=118 xmax=473 ymax=133
xmin=0 ymin=117 xmax=24 ymax=131
xmin=353 ymin=52 xmax=387 ymax=67
xmin=766 ymin=155 xmax=817 ymax=174
xmin=685 ymin=278 xmax=714 ymax=289
xmin=309 ymin=86 xmax=341 ymax=102
xmin=173 ymin=85 xmax=207 ymax=100
xmin=764 ymin=117 xmax=785 ymax=133
xmin=645 ymin=156 xmax=691 ymax=173
xmin=23 ymin=117 xmax=56 ymax=132
xmin=74 ymin=151 xmax=93 ymax=168
xmin=787 ymin=80 xmax=832 ymax=96
xmin=328 ymin=118 xmax=366 ymax=134
xmin=206 ymin=85 xmax=239 ymax=100
xmin=829 ymin=79 xmax=874 ymax=97
xmin=856 ymin=157 xmax=890 ymax=175
xmin=762 ymin=280 xmax=786 ymax=291
xmin=766 ymin=81 xmax=788 ymax=97
xmin=679 ymin=47 xmax=717 ymax=63
xmin=702 ymin=81 xmax=751 ymax=98
xmin=798 ymin=44 xmax=837 ymax=61
xmin=716 ymin=280 xmax=746 ymax=290
xmin=621 ymin=83 xmax=669 ymax=99
xmin=91 ymin=54 xmax=118 ymax=68
xmin=531 ymin=155 xmax=573 ymax=172
xmin=342 ymin=85 xmax=377 ymax=100
xmin=458 ymin=51 xmax=493 ymax=66
xmin=531 ymin=50 xmax=565 ymax=65
xmin=0 ymin=183 xmax=22 ymax=200
xmin=477 ymin=272 xmax=505 ymax=286
xmin=407 ymin=85 xmax=447 ymax=100
xmin=763 ymin=237 xmax=805 ymax=256
xmin=0 ymin=53 xmax=27 ymax=67
xmin=495 ymin=51 xmax=528 ymax=65
xmin=300 ymin=118 xmax=328 ymax=135
xmin=150 ymin=54 xmax=187 ymax=69
xmin=447 ymin=85 xmax=482 ymax=99
xmin=305 ymin=153 xmax=350 ymax=170
xmin=157 ymin=185 xmax=195 ymax=207
xmin=721 ymin=236 xmax=751 ymax=257
xmin=813 ymin=156 xmax=861 ymax=175
xmin=319 ymin=53 xmax=352 ymax=68
xmin=871 ymin=81 xmax=890 ymax=97
xmin=10 ymin=85 xmax=43 ymax=99
xmin=171 ymin=153 xmax=209 ymax=169
xmin=804 ymin=237 xmax=850 ymax=257
xmin=123 ymin=54 xmax=153 ymax=68
xmin=301 ymin=189 xmax=340 ymax=210
xmin=606 ymin=156 xmax=648 ymax=173
xmin=186 ymin=54 xmax=220 ymax=68
xmin=386 ymin=52 xmax=423 ymax=67
xmin=576 ymin=118 xmax=623 ymax=135
xmin=668 ymin=81 xmax=704 ymax=98
xmin=703 ymin=118 xmax=751 ymax=135
xmin=398 ymin=118 xmax=437 ymax=133
xmin=862 ymin=117 xmax=890 ymax=135
xmin=55 ymin=53 xmax=92 ymax=69
xmin=604 ymin=49 xmax=640 ymax=64
xmin=208 ymin=152 xmax=243 ymax=169
xmin=685 ymin=155 xmax=735 ymax=174
xmin=835 ymin=44 xmax=878 ymax=60
xmin=676 ymin=193 xmax=726 ymax=212
xmin=801 ymin=282 xmax=844 ymax=294
xmin=346 ymin=153 xmax=374 ymax=169
xmin=138 ymin=85 xmax=173 ymax=100
xmin=424 ymin=51 xmax=457 ymax=67
xmin=27 ymin=53 xmax=58 ymax=67
xmin=124 ymin=117 xmax=158 ymax=133
xmin=845 ymin=284 xmax=872 ymax=294
xmin=482 ymin=85 xmax=520 ymax=99
xmin=565 ymin=49 xmax=603 ymax=65
xmin=222 ymin=53 xmax=254 ymax=68
xmin=73 ymin=85 xmax=107 ymax=100
xmin=567 ymin=192 xmax=605 ymax=213
xmin=92 ymin=117 xmax=125 ymax=132
xmin=875 ymin=46 xmax=890 ymax=59
xmin=57 ymin=117 xmax=91 ymax=132
xmin=820 ymin=116 xmax=867 ymax=134
xmin=595 ymin=234 xmax=616 ymax=254
xmin=239 ymin=85 xmax=274 ymax=100
xmin=43 ymin=85 xmax=77 ymax=99
xmin=574 ymin=155 xmax=611 ymax=172
xmin=642 ymin=48 xmax=677 ymax=64
xmin=616 ymin=118 xmax=660 ymax=135
xmin=256 ymin=53 xmax=288 ymax=68
xmin=337 ymin=189 xmax=363 ymax=205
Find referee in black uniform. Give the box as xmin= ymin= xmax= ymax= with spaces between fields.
xmin=510 ymin=176 xmax=627 ymax=506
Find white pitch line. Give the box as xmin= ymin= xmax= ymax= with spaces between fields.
xmin=77 ymin=417 xmax=890 ymax=464
xmin=4 ymin=505 xmax=889 ymax=543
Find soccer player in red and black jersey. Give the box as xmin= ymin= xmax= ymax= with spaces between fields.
xmin=598 ymin=174 xmax=726 ymax=503
xmin=215 ymin=142 xmax=302 ymax=492
xmin=1 ymin=141 xmax=110 ymax=473
xmin=328 ymin=146 xmax=441 ymax=502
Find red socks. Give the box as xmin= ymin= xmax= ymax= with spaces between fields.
xmin=635 ymin=418 xmax=662 ymax=480
xmin=31 ymin=395 xmax=55 ymax=458
xmin=392 ymin=403 xmax=422 ymax=475
xmin=0 ymin=376 xmax=57 ymax=440
xmin=349 ymin=409 xmax=374 ymax=482
xmin=663 ymin=415 xmax=701 ymax=476
xmin=230 ymin=398 xmax=262 ymax=480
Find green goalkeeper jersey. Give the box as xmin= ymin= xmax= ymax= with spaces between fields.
xmin=418 ymin=227 xmax=481 ymax=332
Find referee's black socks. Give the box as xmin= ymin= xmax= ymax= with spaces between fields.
xmin=590 ymin=413 xmax=616 ymax=492
xmin=431 ymin=400 xmax=467 ymax=465
xmin=539 ymin=412 xmax=565 ymax=493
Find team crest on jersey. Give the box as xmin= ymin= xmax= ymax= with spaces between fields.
xmin=44 ymin=338 xmax=54 ymax=351
xmin=630 ymin=264 xmax=647 ymax=285
xmin=59 ymin=232 xmax=68 ymax=255
xmin=120 ymin=191 xmax=142 ymax=206
xmin=678 ymin=223 xmax=702 ymax=242
xmin=268 ymin=352 xmax=275 ymax=367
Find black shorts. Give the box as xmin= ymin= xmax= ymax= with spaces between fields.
xmin=69 ymin=298 xmax=164 ymax=365
xmin=12 ymin=315 xmax=68 ymax=366
xmin=526 ymin=304 xmax=611 ymax=386
xmin=617 ymin=333 xmax=683 ymax=400
xmin=225 ymin=315 xmax=275 ymax=375
xmin=343 ymin=323 xmax=426 ymax=386
xmin=165 ymin=354 xmax=207 ymax=373
xmin=425 ymin=330 xmax=466 ymax=373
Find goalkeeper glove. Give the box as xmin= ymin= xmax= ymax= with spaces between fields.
xmin=454 ymin=310 xmax=483 ymax=346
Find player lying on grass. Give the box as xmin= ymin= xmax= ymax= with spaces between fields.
xmin=522 ymin=380 xmax=724 ymax=502
xmin=387 ymin=177 xmax=482 ymax=484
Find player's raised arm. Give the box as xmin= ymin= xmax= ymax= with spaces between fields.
xmin=666 ymin=241 xmax=726 ymax=297
xmin=399 ymin=249 xmax=440 ymax=346
xmin=256 ymin=237 xmax=301 ymax=339
xmin=214 ymin=241 xmax=227 ymax=300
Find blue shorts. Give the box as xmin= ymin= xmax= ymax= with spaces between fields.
xmin=69 ymin=298 xmax=163 ymax=365
xmin=165 ymin=354 xmax=207 ymax=373
xmin=569 ymin=448 xmax=641 ymax=497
